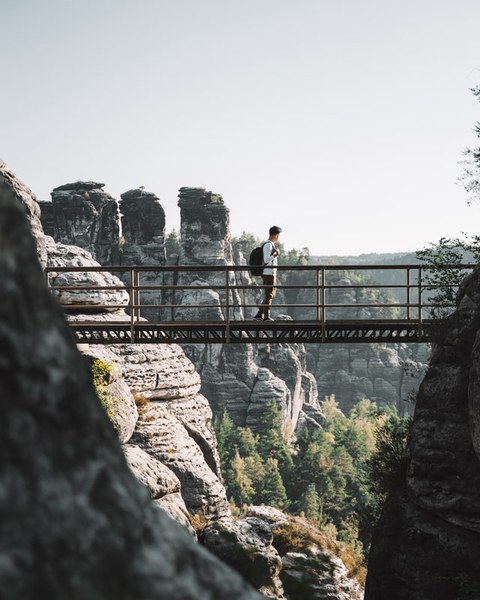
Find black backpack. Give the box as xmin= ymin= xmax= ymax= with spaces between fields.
xmin=249 ymin=242 xmax=269 ymax=276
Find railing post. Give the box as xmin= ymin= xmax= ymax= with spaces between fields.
xmin=321 ymin=267 xmax=326 ymax=342
xmin=225 ymin=267 xmax=230 ymax=344
xmin=407 ymin=267 xmax=411 ymax=320
xmin=316 ymin=268 xmax=321 ymax=322
xmin=135 ymin=269 xmax=141 ymax=323
xmin=418 ymin=266 xmax=423 ymax=336
xmin=129 ymin=268 xmax=135 ymax=342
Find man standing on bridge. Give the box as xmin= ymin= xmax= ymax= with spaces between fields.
xmin=254 ymin=225 xmax=282 ymax=321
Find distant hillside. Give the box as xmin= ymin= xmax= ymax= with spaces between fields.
xmin=309 ymin=251 xmax=420 ymax=265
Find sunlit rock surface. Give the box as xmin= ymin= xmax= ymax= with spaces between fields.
xmin=123 ymin=444 xmax=194 ymax=536
xmin=46 ymin=238 xmax=129 ymax=312
xmin=0 ymin=160 xmax=47 ymax=268
xmin=131 ymin=401 xmax=230 ymax=519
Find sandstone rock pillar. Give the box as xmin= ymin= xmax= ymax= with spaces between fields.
xmin=50 ymin=181 xmax=120 ymax=264
xmin=176 ymin=186 xmax=242 ymax=320
xmin=119 ymin=188 xmax=166 ymax=320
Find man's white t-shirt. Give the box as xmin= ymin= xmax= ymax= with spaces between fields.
xmin=262 ymin=241 xmax=278 ymax=276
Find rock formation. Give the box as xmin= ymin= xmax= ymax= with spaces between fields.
xmin=120 ymin=188 xmax=166 ymax=263
xmin=365 ymin=268 xmax=480 ymax=599
xmin=119 ymin=188 xmax=166 ymax=320
xmin=178 ymin=186 xmax=233 ymax=265
xmin=206 ymin=506 xmax=365 ymax=600
xmin=49 ymin=180 xmax=120 ymax=264
xmin=308 ymin=342 xmax=429 ymax=414
xmin=46 ymin=237 xmax=129 ymax=314
xmin=37 ymin=199 xmax=55 ymax=236
xmin=0 ymin=160 xmax=47 ymax=268
xmin=0 ymin=168 xmax=265 ymax=599
xmin=47 ymin=241 xmax=231 ymax=524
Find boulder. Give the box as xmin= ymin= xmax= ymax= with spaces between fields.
xmin=123 ymin=444 xmax=194 ymax=536
xmin=46 ymin=239 xmax=129 ymax=312
xmin=243 ymin=508 xmax=364 ymax=600
xmin=114 ymin=343 xmax=202 ymax=400
xmin=281 ymin=550 xmax=363 ymax=600
xmin=80 ymin=346 xmax=138 ymax=444
xmin=202 ymin=516 xmax=283 ymax=592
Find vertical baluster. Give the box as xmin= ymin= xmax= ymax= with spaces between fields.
xmin=225 ymin=266 xmax=230 ymax=343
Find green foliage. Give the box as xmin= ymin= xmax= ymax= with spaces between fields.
xmin=215 ymin=396 xmax=396 ymax=558
xmin=256 ymin=400 xmax=293 ymax=473
xmin=231 ymin=232 xmax=261 ymax=260
xmin=258 ymin=457 xmax=289 ymax=509
xmin=228 ymin=452 xmax=256 ymax=506
xmin=216 ymin=403 xmax=292 ymax=509
xmin=91 ymin=359 xmax=118 ymax=420
xmin=165 ymin=229 xmax=181 ymax=257
xmin=364 ymin=413 xmax=412 ymax=524
xmin=458 ymin=86 xmax=480 ymax=206
xmin=299 ymin=483 xmax=322 ymax=523
xmin=354 ymin=411 xmax=412 ymax=550
xmin=416 ymin=234 xmax=480 ymax=317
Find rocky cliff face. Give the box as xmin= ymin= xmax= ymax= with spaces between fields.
xmin=120 ymin=188 xmax=166 ymax=262
xmin=0 ymin=166 xmax=264 ymax=600
xmin=49 ymin=180 xmax=120 ymax=264
xmin=365 ymin=269 xmax=480 ymax=600
xmin=0 ymin=160 xmax=47 ymax=268
xmin=119 ymin=187 xmax=167 ymax=320
xmin=178 ymin=186 xmax=233 ymax=265
xmin=308 ymin=342 xmax=429 ymax=414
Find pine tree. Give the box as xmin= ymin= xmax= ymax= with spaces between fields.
xmin=227 ymin=451 xmax=256 ymax=507
xmin=258 ymin=457 xmax=289 ymax=509
xmin=256 ymin=400 xmax=293 ymax=471
xmin=300 ymin=483 xmax=322 ymax=524
xmin=216 ymin=411 xmax=237 ymax=468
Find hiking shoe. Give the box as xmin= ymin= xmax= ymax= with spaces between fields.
xmin=254 ymin=314 xmax=264 ymax=321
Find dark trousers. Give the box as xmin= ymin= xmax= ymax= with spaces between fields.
xmin=258 ymin=274 xmax=277 ymax=317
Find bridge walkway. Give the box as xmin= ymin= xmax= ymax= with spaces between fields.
xmin=45 ymin=263 xmax=474 ymax=344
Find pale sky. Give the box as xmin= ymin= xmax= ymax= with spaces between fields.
xmin=2 ymin=0 xmax=480 ymax=255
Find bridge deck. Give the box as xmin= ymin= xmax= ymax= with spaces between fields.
xmin=70 ymin=319 xmax=437 ymax=345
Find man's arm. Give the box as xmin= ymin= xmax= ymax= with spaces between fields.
xmin=263 ymin=241 xmax=275 ymax=265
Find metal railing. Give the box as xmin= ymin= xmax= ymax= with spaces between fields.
xmin=44 ymin=263 xmax=477 ymax=343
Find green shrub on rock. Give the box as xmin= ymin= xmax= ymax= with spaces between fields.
xmin=91 ymin=359 xmax=119 ymax=420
